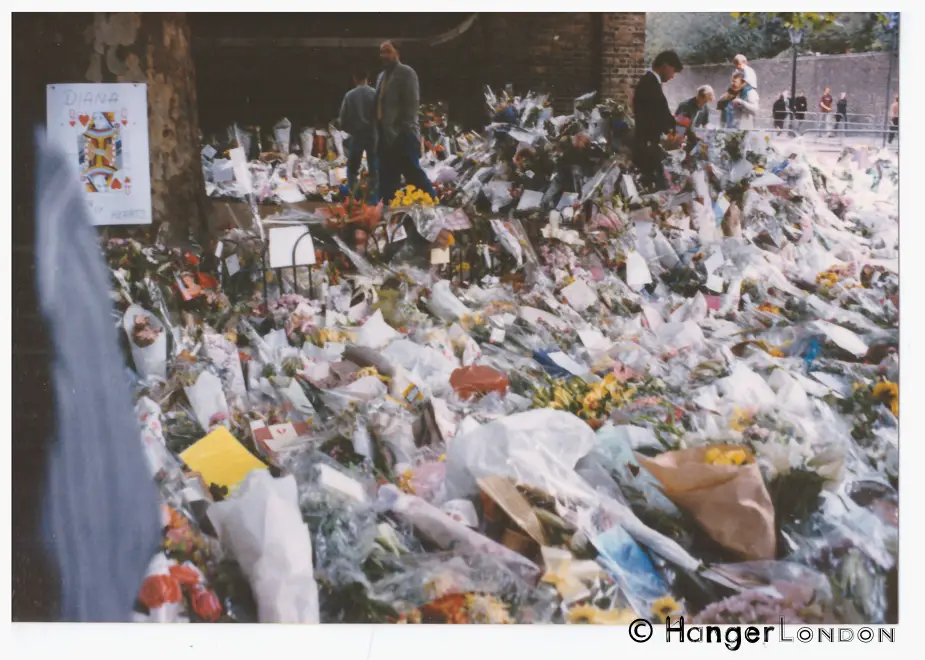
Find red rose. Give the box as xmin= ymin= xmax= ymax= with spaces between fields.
xmin=169 ymin=564 xmax=201 ymax=588
xmin=197 ymin=272 xmax=219 ymax=290
xmin=191 ymin=587 xmax=223 ymax=622
xmin=138 ymin=574 xmax=183 ymax=610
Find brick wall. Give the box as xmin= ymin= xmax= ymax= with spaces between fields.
xmin=601 ymin=13 xmax=647 ymax=107
xmin=662 ymin=51 xmax=900 ymax=127
xmin=471 ymin=13 xmax=603 ymax=115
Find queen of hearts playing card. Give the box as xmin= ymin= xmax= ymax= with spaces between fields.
xmin=78 ymin=111 xmax=124 ymax=193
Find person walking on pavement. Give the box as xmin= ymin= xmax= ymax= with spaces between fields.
xmin=632 ymin=50 xmax=684 ymax=191
xmin=819 ymin=87 xmax=834 ymax=136
xmin=835 ymin=93 xmax=849 ymax=135
xmin=339 ymin=69 xmax=378 ymax=202
xmin=793 ymin=90 xmax=808 ymax=133
xmin=888 ymin=95 xmax=899 ymax=144
xmin=375 ymin=40 xmax=436 ymax=205
xmin=784 ymin=90 xmax=794 ymax=130
xmin=773 ymin=92 xmax=789 ymax=133
xmin=733 ymin=54 xmax=758 ymax=90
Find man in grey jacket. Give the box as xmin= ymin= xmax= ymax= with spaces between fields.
xmin=339 ymin=69 xmax=378 ymax=202
xmin=375 ymin=41 xmax=436 ymax=205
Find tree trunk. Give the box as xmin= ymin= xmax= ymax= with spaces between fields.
xmin=11 ymin=12 xmax=204 ymax=621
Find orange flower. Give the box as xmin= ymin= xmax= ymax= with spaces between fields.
xmin=191 ymin=587 xmax=223 ymax=622
xmin=169 ymin=564 xmax=201 ymax=588
xmin=166 ymin=506 xmax=188 ymax=530
xmin=138 ymin=574 xmax=183 ymax=610
xmin=420 ymin=593 xmax=470 ymax=624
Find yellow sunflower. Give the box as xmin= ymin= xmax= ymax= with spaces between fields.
xmin=651 ymin=596 xmax=682 ymax=623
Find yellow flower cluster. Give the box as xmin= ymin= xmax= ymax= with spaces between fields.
xmin=705 ymin=446 xmax=750 ymax=466
xmin=757 ymin=302 xmax=781 ymax=315
xmin=566 ymin=605 xmax=638 ymax=625
xmin=816 ymin=270 xmax=840 ymax=288
xmin=729 ymin=408 xmax=754 ymax=432
xmin=316 ymin=328 xmax=352 ymax=345
xmin=397 ymin=469 xmax=416 ymax=495
xmin=356 ymin=366 xmax=392 ymax=385
xmin=580 ymin=373 xmax=637 ymax=417
xmin=873 ymin=381 xmax=899 ymax=416
xmin=389 ymin=185 xmax=436 ymax=208
xmin=532 ymin=374 xmax=637 ymax=427
xmin=458 ymin=312 xmax=485 ymax=332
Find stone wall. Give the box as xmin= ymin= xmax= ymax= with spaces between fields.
xmin=661 ymin=51 xmax=899 ymax=126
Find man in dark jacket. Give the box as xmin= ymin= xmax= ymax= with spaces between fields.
xmin=675 ymin=85 xmax=713 ymax=129
xmin=375 ymin=41 xmax=436 ymax=205
xmin=675 ymin=85 xmax=713 ymax=152
xmin=773 ymin=92 xmax=789 ymax=132
xmin=632 ymin=50 xmax=683 ymax=191
xmin=793 ymin=91 xmax=808 ymax=132
xmin=339 ymin=69 xmax=378 ymax=202
xmin=835 ymin=93 xmax=849 ymax=134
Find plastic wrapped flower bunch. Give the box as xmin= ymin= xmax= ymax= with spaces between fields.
xmin=390 ymin=185 xmax=436 ymax=209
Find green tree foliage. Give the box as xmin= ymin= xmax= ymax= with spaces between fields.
xmin=645 ymin=12 xmax=894 ymax=66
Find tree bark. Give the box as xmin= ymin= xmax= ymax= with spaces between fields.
xmin=11 ymin=13 xmax=205 ymax=620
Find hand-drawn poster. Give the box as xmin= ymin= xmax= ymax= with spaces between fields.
xmin=46 ymin=83 xmax=152 ymax=226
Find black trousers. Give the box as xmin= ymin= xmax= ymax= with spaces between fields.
xmin=633 ymin=140 xmax=668 ymax=191
xmin=888 ymin=117 xmax=899 ymax=144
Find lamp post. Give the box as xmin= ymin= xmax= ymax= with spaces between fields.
xmin=789 ymin=27 xmax=804 ymax=131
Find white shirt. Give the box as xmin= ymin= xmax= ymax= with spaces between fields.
xmin=737 ymin=65 xmax=758 ymax=89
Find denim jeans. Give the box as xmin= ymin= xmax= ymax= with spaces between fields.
xmin=378 ymin=131 xmax=436 ymax=204
xmin=346 ymin=133 xmax=378 ymax=203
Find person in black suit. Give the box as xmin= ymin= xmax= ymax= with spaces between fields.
xmin=793 ymin=91 xmax=808 ymax=133
xmin=773 ymin=92 xmax=789 ymax=132
xmin=632 ymin=50 xmax=684 ymax=191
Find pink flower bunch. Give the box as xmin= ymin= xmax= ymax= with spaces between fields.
xmin=693 ymin=584 xmax=834 ymax=625
xmin=132 ymin=315 xmax=163 ymax=348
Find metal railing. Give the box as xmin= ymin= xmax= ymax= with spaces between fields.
xmin=703 ymin=125 xmax=899 ymax=151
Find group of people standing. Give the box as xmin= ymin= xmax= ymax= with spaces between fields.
xmin=772 ymin=87 xmax=853 ymax=136
xmin=631 ymin=51 xmax=765 ymax=189
xmin=338 ymin=40 xmax=436 ymax=205
xmin=631 ymin=49 xmax=900 ymax=191
xmin=338 ymin=44 xmax=899 ymax=203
